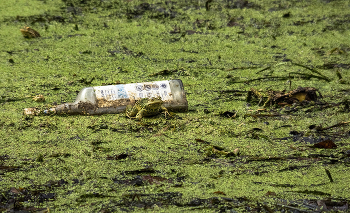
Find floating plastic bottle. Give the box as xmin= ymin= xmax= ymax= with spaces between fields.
xmin=24 ymin=79 xmax=188 ymax=115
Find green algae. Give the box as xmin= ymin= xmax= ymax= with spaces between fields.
xmin=1 ymin=0 xmax=350 ymax=212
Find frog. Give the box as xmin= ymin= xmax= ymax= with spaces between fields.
xmin=20 ymin=26 xmax=41 ymax=38
xmin=125 ymin=97 xmax=170 ymax=120
xmin=33 ymin=94 xmax=45 ymax=102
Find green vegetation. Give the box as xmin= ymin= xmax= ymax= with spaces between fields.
xmin=1 ymin=0 xmax=350 ymax=212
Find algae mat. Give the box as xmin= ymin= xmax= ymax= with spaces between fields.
xmin=1 ymin=0 xmax=350 ymax=212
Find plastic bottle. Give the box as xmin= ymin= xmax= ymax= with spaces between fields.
xmin=24 ymin=79 xmax=188 ymax=115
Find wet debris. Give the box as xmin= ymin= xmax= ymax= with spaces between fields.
xmin=229 ymin=62 xmax=331 ymax=84
xmin=282 ymin=12 xmax=291 ymax=18
xmin=195 ymin=138 xmax=239 ymax=158
xmin=335 ymin=69 xmax=346 ymax=83
xmin=316 ymin=199 xmax=348 ymax=211
xmin=312 ymin=139 xmax=337 ymax=149
xmin=204 ymin=145 xmax=239 ymax=158
xmin=327 ymin=47 xmax=347 ymax=55
xmin=282 ymin=133 xmax=332 ymax=144
xmin=273 ymin=198 xmax=348 ymax=212
xmin=126 ymin=3 xmax=177 ymax=19
xmin=0 ymin=179 xmax=68 ymax=212
xmin=316 ymin=121 xmax=350 ymax=131
xmin=8 ymin=58 xmax=15 ymax=64
xmin=219 ymin=110 xmax=237 ymax=118
xmin=205 ymin=0 xmax=213 ymax=11
xmin=0 ymin=165 xmax=22 ymax=174
xmin=213 ymin=191 xmax=226 ymax=195
xmin=0 ymin=156 xmax=22 ymax=175
xmin=278 ymin=164 xmax=311 ymax=173
xmin=227 ymin=16 xmax=244 ymax=28
xmin=225 ymin=0 xmax=260 ymax=9
xmin=106 ymin=153 xmax=130 ymax=161
xmin=324 ymin=168 xmax=334 ymax=182
xmin=279 ymin=120 xmax=350 ymax=144
xmin=246 ymin=86 xmax=322 ymax=107
xmin=317 ymin=63 xmax=350 ymax=69
xmin=185 ymin=30 xmax=200 ymax=35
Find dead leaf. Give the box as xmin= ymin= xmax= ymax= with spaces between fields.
xmin=247 ymin=86 xmax=321 ymax=107
xmin=195 ymin=138 xmax=211 ymax=145
xmin=213 ymin=191 xmax=226 ymax=195
xmin=265 ymin=191 xmax=276 ymax=196
xmin=312 ymin=140 xmax=337 ymax=149
xmin=10 ymin=187 xmax=25 ymax=194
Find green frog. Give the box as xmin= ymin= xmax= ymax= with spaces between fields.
xmin=125 ymin=97 xmax=170 ymax=120
xmin=20 ymin=26 xmax=41 ymax=38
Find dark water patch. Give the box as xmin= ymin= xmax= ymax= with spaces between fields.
xmin=5 ymin=14 xmax=66 ymax=24
xmin=103 ymin=193 xmax=255 ymax=212
xmin=126 ymin=3 xmax=177 ymax=19
xmin=225 ymin=0 xmax=261 ymax=9
xmin=0 ymin=179 xmax=68 ymax=211
xmin=317 ymin=63 xmax=350 ymax=69
xmin=61 ymin=0 xmax=122 ymax=10
xmin=322 ymin=14 xmax=350 ymax=32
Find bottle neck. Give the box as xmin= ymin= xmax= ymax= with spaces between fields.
xmin=55 ymin=102 xmax=96 ymax=115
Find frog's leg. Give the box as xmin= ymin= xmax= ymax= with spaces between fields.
xmin=160 ymin=106 xmax=171 ymax=118
xmin=126 ymin=105 xmax=138 ymax=118
xmin=135 ymin=109 xmax=146 ymax=120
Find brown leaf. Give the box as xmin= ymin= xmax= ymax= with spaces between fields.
xmin=213 ymin=191 xmax=226 ymax=195
xmin=265 ymin=191 xmax=276 ymax=196
xmin=312 ymin=140 xmax=337 ymax=149
xmin=195 ymin=138 xmax=211 ymax=145
xmin=10 ymin=187 xmax=25 ymax=194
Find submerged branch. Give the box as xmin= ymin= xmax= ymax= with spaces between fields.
xmin=289 ymin=72 xmax=330 ymax=82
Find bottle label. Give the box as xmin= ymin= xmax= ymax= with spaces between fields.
xmin=93 ymin=80 xmax=173 ymax=107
